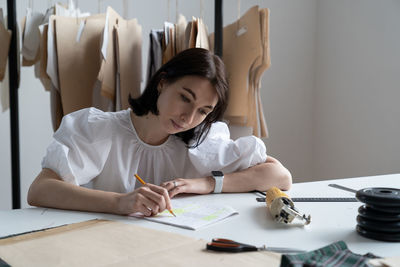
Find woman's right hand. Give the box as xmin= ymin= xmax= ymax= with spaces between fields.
xmin=116 ymin=183 xmax=172 ymax=216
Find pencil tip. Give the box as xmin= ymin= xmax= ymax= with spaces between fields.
xmin=169 ymin=210 xmax=177 ymax=217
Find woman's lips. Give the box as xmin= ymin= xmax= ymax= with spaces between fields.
xmin=171 ymin=119 xmax=184 ymax=130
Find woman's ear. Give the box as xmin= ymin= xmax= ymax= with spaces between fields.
xmin=157 ymin=79 xmax=164 ymax=93
xmin=157 ymin=73 xmax=167 ymax=93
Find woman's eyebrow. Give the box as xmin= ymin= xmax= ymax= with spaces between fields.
xmin=183 ymin=87 xmax=197 ymax=100
xmin=183 ymin=87 xmax=215 ymax=110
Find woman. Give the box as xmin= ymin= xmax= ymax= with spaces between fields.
xmin=28 ymin=48 xmax=291 ymax=217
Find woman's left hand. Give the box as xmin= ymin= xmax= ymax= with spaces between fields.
xmin=161 ymin=177 xmax=215 ymax=198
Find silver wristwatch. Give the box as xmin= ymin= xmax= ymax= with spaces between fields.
xmin=211 ymin=171 xmax=224 ymax=193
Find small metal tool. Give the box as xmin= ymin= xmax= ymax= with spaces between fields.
xmin=266 ymin=187 xmax=311 ymax=225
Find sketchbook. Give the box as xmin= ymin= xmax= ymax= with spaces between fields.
xmin=133 ymin=198 xmax=239 ymax=230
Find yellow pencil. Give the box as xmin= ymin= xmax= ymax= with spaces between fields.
xmin=134 ymin=174 xmax=176 ymax=217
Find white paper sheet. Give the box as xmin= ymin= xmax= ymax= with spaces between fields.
xmin=100 ymin=10 xmax=109 ymax=59
xmin=134 ymin=198 xmax=239 ymax=230
xmin=22 ymin=8 xmax=44 ymax=61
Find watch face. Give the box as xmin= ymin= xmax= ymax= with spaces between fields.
xmin=212 ymin=171 xmax=223 ymax=177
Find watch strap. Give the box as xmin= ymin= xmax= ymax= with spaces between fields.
xmin=212 ymin=171 xmax=224 ymax=193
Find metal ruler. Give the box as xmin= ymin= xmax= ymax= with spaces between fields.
xmin=256 ymin=197 xmax=358 ymax=202
xmin=292 ymin=197 xmax=357 ymax=202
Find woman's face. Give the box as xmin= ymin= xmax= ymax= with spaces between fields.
xmin=157 ymin=75 xmax=218 ymax=134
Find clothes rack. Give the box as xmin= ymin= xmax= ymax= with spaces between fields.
xmin=214 ymin=0 xmax=223 ymax=58
xmin=7 ymin=0 xmax=223 ymax=209
xmin=7 ymin=0 xmax=20 ymax=209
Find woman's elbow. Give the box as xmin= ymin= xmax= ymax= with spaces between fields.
xmin=27 ymin=180 xmax=41 ymax=206
xmin=256 ymin=162 xmax=292 ymax=191
xmin=27 ymin=169 xmax=54 ymax=207
xmin=279 ymin=167 xmax=292 ymax=191
xmin=259 ymin=158 xmax=293 ymax=191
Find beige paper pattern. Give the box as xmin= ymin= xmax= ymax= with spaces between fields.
xmin=188 ymin=17 xmax=198 ymax=49
xmin=253 ymin=8 xmax=270 ymax=137
xmin=115 ymin=18 xmax=142 ymax=109
xmin=369 ymin=257 xmax=400 ymax=267
xmin=175 ymin=14 xmax=187 ymax=54
xmin=209 ymin=6 xmax=270 ymax=138
xmin=162 ymin=22 xmax=175 ymax=64
xmin=223 ymin=6 xmax=261 ymax=120
xmin=47 ymin=16 xmax=64 ymax=131
xmin=50 ymin=83 xmax=63 ymax=131
xmin=98 ymin=7 xmax=122 ymax=101
xmin=196 ymin=18 xmax=209 ymax=50
xmin=0 ymin=219 xmax=281 ymax=267
xmin=0 ymin=18 xmax=11 ymax=81
xmin=38 ymin=24 xmax=52 ymax=92
xmin=56 ymin=14 xmax=105 ymax=115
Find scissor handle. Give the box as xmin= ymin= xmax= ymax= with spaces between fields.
xmin=206 ymin=238 xmax=258 ymax=253
xmin=212 ymin=238 xmax=237 ymax=243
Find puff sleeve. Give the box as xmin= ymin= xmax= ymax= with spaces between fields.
xmin=187 ymin=122 xmax=267 ymax=176
xmin=41 ymin=108 xmax=112 ymax=185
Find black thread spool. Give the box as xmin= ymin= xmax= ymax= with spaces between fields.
xmin=355 ymin=187 xmax=400 ymax=242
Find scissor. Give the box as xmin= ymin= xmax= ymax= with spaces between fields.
xmin=206 ymin=238 xmax=306 ymax=254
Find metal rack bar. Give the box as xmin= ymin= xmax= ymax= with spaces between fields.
xmin=7 ymin=0 xmax=21 ymax=209
xmin=214 ymin=0 xmax=223 ymax=58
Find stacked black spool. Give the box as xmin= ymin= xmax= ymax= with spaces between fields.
xmin=355 ymin=187 xmax=400 ymax=242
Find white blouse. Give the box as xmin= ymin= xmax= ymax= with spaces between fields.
xmin=42 ymin=108 xmax=267 ymax=193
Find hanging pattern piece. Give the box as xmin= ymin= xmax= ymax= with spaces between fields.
xmin=26 ymin=3 xmax=142 ymax=131
xmin=56 ymin=14 xmax=105 ymax=116
xmin=96 ymin=6 xmax=142 ymax=111
xmin=21 ymin=8 xmax=44 ymax=66
xmin=0 ymin=8 xmax=12 ymax=112
xmin=115 ymin=16 xmax=142 ymax=108
xmin=98 ymin=7 xmax=121 ymax=102
xmin=0 ymin=8 xmax=12 ymax=82
xmin=211 ymin=6 xmax=271 ymax=138
xmin=21 ymin=3 xmax=213 ymax=133
xmin=46 ymin=2 xmax=91 ymax=130
xmin=147 ymin=15 xmax=209 ymax=81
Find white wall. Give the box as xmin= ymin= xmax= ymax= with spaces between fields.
xmin=258 ymin=0 xmax=316 ymax=181
xmin=313 ymin=0 xmax=400 ymax=180
xmin=0 ymin=0 xmax=399 ymax=210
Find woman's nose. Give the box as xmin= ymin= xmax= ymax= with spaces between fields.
xmin=181 ymin=108 xmax=196 ymax=125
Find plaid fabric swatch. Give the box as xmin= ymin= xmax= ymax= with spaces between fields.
xmin=0 ymin=257 xmax=11 ymax=267
xmin=280 ymin=241 xmax=378 ymax=267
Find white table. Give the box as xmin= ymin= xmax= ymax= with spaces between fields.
xmin=1 ymin=173 xmax=399 ymax=257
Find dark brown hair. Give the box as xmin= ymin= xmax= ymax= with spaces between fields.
xmin=129 ymin=48 xmax=228 ymax=148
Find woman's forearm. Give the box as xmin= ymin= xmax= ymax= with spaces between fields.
xmin=165 ymin=156 xmax=292 ymax=198
xmin=27 ymin=168 xmax=121 ymax=214
xmin=222 ymin=156 xmax=292 ymax=193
